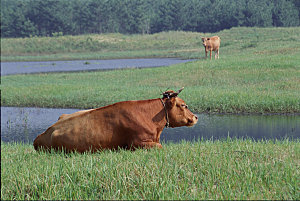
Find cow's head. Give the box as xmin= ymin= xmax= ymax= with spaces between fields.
xmin=162 ymin=88 xmax=198 ymax=128
xmin=201 ymin=37 xmax=210 ymax=47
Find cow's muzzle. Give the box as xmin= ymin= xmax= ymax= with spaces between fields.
xmin=187 ymin=115 xmax=198 ymax=127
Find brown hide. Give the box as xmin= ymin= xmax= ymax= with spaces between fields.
xmin=33 ymin=95 xmax=198 ymax=153
xmin=58 ymin=109 xmax=94 ymax=121
xmin=201 ymin=36 xmax=220 ymax=60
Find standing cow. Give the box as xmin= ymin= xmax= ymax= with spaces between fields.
xmin=33 ymin=88 xmax=198 ymax=152
xmin=201 ymin=36 xmax=220 ymax=60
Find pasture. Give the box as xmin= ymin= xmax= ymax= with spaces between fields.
xmin=1 ymin=28 xmax=300 ymax=114
xmin=1 ymin=27 xmax=300 ymax=200
xmin=1 ymin=56 xmax=299 ymax=113
xmin=1 ymin=27 xmax=300 ymax=62
xmin=1 ymin=139 xmax=299 ymax=200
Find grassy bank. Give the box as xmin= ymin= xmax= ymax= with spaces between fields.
xmin=1 ymin=53 xmax=300 ymax=113
xmin=1 ymin=27 xmax=300 ymax=61
xmin=1 ymin=139 xmax=299 ymax=200
xmin=1 ymin=31 xmax=201 ymax=61
xmin=1 ymin=27 xmax=300 ymax=113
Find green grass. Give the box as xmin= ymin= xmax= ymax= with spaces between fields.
xmin=1 ymin=27 xmax=300 ymax=113
xmin=2 ymin=27 xmax=299 ymax=61
xmin=1 ymin=27 xmax=299 ymax=200
xmin=1 ymin=139 xmax=299 ymax=200
xmin=1 ymin=53 xmax=300 ymax=113
xmin=1 ymin=31 xmax=202 ymax=61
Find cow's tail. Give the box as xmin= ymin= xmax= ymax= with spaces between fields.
xmin=33 ymin=127 xmax=53 ymax=151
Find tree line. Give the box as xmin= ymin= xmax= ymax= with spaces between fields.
xmin=1 ymin=0 xmax=299 ymax=38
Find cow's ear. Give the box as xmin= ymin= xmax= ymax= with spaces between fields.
xmin=201 ymin=37 xmax=205 ymax=42
xmin=166 ymin=97 xmax=176 ymax=108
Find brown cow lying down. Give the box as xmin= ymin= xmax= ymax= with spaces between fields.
xmin=201 ymin=36 xmax=221 ymax=60
xmin=33 ymin=88 xmax=198 ymax=152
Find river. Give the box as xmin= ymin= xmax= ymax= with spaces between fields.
xmin=1 ymin=58 xmax=195 ymax=75
xmin=1 ymin=58 xmax=299 ymax=144
xmin=1 ymin=107 xmax=299 ymax=143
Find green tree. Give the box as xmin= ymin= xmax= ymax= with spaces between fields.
xmin=292 ymin=0 xmax=300 ymax=18
xmin=1 ymin=0 xmax=300 ymax=38
xmin=181 ymin=0 xmax=214 ymax=32
xmin=72 ymin=0 xmax=95 ymax=34
xmin=150 ymin=0 xmax=184 ymax=33
xmin=87 ymin=0 xmax=107 ymax=34
xmin=1 ymin=0 xmax=37 ymax=37
xmin=272 ymin=0 xmax=299 ymax=26
xmin=214 ymin=0 xmax=246 ymax=30
xmin=27 ymin=0 xmax=72 ymax=36
xmin=242 ymin=0 xmax=273 ymax=27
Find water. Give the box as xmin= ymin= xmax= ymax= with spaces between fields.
xmin=1 ymin=107 xmax=299 ymax=143
xmin=1 ymin=58 xmax=194 ymax=75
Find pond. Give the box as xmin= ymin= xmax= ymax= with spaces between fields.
xmin=1 ymin=107 xmax=299 ymax=144
xmin=1 ymin=58 xmax=195 ymax=75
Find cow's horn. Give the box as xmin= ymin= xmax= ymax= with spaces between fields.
xmin=168 ymin=87 xmax=184 ymax=98
xmin=177 ymin=87 xmax=184 ymax=94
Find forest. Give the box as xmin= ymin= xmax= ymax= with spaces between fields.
xmin=1 ymin=0 xmax=300 ymax=38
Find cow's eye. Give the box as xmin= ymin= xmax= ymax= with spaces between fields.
xmin=181 ymin=104 xmax=188 ymax=108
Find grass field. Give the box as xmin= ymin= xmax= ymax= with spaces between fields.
xmin=1 ymin=139 xmax=299 ymax=200
xmin=1 ymin=31 xmax=201 ymax=61
xmin=1 ymin=27 xmax=300 ymax=200
xmin=2 ymin=55 xmax=300 ymax=113
xmin=1 ymin=27 xmax=300 ymax=113
xmin=1 ymin=27 xmax=300 ymax=61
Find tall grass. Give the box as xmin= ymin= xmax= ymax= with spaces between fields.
xmin=1 ymin=139 xmax=299 ymax=200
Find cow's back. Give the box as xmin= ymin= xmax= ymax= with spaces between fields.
xmin=209 ymin=36 xmax=220 ymax=50
xmin=34 ymin=105 xmax=129 ymax=152
xmin=58 ymin=109 xmax=94 ymax=121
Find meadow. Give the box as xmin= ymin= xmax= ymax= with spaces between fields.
xmin=1 ymin=27 xmax=300 ymax=113
xmin=1 ymin=139 xmax=299 ymax=200
xmin=1 ymin=27 xmax=300 ymax=200
xmin=1 ymin=31 xmax=201 ymax=61
xmin=1 ymin=27 xmax=300 ymax=61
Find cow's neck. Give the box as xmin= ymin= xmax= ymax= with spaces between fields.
xmin=118 ymin=98 xmax=168 ymax=143
xmin=134 ymin=98 xmax=169 ymax=131
xmin=160 ymin=98 xmax=169 ymax=128
xmin=150 ymin=98 xmax=169 ymax=142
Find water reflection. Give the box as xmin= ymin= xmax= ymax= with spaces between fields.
xmin=161 ymin=114 xmax=299 ymax=143
xmin=1 ymin=107 xmax=299 ymax=143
